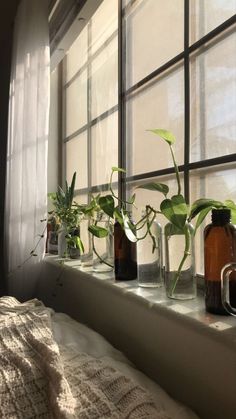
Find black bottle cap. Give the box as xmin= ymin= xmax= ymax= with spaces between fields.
xmin=211 ymin=208 xmax=231 ymax=226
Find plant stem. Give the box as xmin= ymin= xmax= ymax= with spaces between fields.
xmin=170 ymin=145 xmax=181 ymax=196
xmin=169 ymin=224 xmax=191 ymax=296
xmin=92 ymin=236 xmax=114 ymax=269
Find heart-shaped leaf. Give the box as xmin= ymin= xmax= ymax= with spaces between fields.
xmin=161 ymin=194 xmax=188 ymax=229
xmin=122 ymin=211 xmax=137 ymax=242
xmin=111 ymin=166 xmax=126 ymax=173
xmin=147 ymin=129 xmax=176 ymax=145
xmin=137 ymin=182 xmax=169 ymax=197
xmin=189 ymin=198 xmax=223 ymax=220
xmin=88 ymin=225 xmax=108 ymax=238
xmin=98 ymin=195 xmax=115 ymax=218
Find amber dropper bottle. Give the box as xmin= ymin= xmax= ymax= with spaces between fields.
xmin=114 ymin=221 xmax=137 ymax=281
xmin=204 ymin=208 xmax=236 ymax=315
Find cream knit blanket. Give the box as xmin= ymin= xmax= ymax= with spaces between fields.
xmin=0 ymin=297 xmax=170 ymax=419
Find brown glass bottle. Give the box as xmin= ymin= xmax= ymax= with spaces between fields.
xmin=114 ymin=221 xmax=137 ymax=280
xmin=204 ymin=208 xmax=236 ymax=315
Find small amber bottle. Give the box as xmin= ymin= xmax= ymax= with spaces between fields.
xmin=204 ymin=208 xmax=236 ymax=314
xmin=114 ymin=221 xmax=137 ymax=281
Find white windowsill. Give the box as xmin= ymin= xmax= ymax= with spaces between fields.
xmin=42 ymin=254 xmax=236 ymax=336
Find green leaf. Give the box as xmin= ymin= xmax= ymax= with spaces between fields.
xmin=147 ymin=129 xmax=176 ymax=145
xmin=122 ymin=211 xmax=137 ymax=242
xmin=75 ymin=236 xmax=84 ymax=253
xmin=189 ymin=198 xmax=223 ymax=220
xmin=164 ymin=223 xmax=185 ymax=236
xmin=160 ymin=194 xmax=188 ymax=229
xmin=224 ymin=200 xmax=236 ymax=224
xmin=137 ymin=182 xmax=169 ymax=197
xmin=98 ymin=195 xmax=115 ymax=218
xmin=88 ymin=225 xmax=108 ymax=238
xmin=128 ymin=193 xmax=136 ymax=205
xmin=114 ymin=207 xmax=123 ymax=226
xmin=69 ymin=172 xmax=76 ymax=206
xmin=111 ymin=166 xmax=126 ymax=173
xmin=194 ymin=206 xmax=212 ymax=235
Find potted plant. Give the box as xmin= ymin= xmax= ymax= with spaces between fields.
xmin=137 ymin=129 xmax=236 ymax=299
xmin=49 ymin=172 xmax=84 ymax=258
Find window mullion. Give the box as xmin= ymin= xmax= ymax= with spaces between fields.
xmin=87 ymin=21 xmax=92 ymax=197
xmin=184 ymin=0 xmax=190 ymax=203
xmin=118 ymin=0 xmax=126 ymax=202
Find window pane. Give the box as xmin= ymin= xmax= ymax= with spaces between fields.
xmin=91 ymin=36 xmax=118 ymax=119
xmin=190 ymin=164 xmax=236 ymax=274
xmin=125 ymin=0 xmax=184 ymax=88
xmin=65 ymin=70 xmax=87 ymax=136
xmin=91 ymin=0 xmax=118 ymax=55
xmin=126 ymin=66 xmax=184 ymax=177
xmin=190 ymin=32 xmax=236 ymax=162
xmin=66 ymin=26 xmax=88 ymax=83
xmin=91 ymin=112 xmax=118 ymax=187
xmin=190 ymin=0 xmax=236 ymax=44
xmin=66 ymin=132 xmax=88 ymax=190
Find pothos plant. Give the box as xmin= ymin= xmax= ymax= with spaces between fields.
xmin=85 ymin=167 xmax=159 ymax=269
xmin=137 ymin=129 xmax=236 ymax=296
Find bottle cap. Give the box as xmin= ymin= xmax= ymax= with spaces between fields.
xmin=211 ymin=208 xmax=231 ymax=225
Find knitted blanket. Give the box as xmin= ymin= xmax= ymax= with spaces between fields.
xmin=0 ymin=297 xmax=170 ymax=418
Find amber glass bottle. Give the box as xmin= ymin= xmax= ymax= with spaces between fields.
xmin=204 ymin=208 xmax=236 ymax=314
xmin=114 ymin=221 xmax=137 ymax=280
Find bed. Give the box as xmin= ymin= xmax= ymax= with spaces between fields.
xmin=0 ymin=296 xmax=199 ymax=418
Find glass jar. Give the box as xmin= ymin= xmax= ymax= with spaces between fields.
xmin=92 ymin=214 xmax=113 ymax=273
xmin=47 ymin=230 xmax=58 ymax=255
xmin=57 ymin=223 xmax=67 ymax=258
xmin=164 ymin=222 xmax=196 ymax=300
xmin=137 ymin=217 xmax=163 ymax=288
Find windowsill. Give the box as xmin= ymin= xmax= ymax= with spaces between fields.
xmin=42 ymin=254 xmax=236 ymax=337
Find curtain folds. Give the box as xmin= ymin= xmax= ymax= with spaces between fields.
xmin=5 ymin=0 xmax=50 ymax=299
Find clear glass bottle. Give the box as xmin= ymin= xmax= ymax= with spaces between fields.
xmin=204 ymin=208 xmax=236 ymax=315
xmin=137 ymin=215 xmax=163 ymax=288
xmin=164 ymin=222 xmax=196 ymax=300
xmin=92 ymin=214 xmax=113 ymax=273
xmin=114 ymin=221 xmax=137 ymax=280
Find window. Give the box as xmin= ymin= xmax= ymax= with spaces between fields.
xmin=60 ymin=0 xmax=236 ymax=274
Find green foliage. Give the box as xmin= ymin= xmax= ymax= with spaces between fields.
xmin=49 ymin=172 xmax=83 ymax=230
xmin=66 ymin=234 xmax=84 ymax=253
xmin=160 ymin=195 xmax=188 ymax=230
xmin=88 ymin=225 xmax=108 ymax=238
xmin=98 ymin=195 xmax=115 ymax=218
xmin=147 ymin=129 xmax=176 ymax=145
xmin=137 ymin=182 xmax=169 ymax=197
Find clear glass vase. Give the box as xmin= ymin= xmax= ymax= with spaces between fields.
xmin=137 ymin=219 xmax=163 ymax=288
xmin=164 ymin=222 xmax=196 ymax=300
xmin=80 ymin=217 xmax=93 ymax=268
xmin=92 ymin=215 xmax=114 ymax=273
xmin=57 ymin=223 xmax=67 ymax=258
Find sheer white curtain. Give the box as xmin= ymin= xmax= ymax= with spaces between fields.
xmin=5 ymin=0 xmax=50 ymax=300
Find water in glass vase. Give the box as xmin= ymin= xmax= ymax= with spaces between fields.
xmin=137 ymin=218 xmax=163 ymax=288
xmin=164 ymin=222 xmax=196 ymax=300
